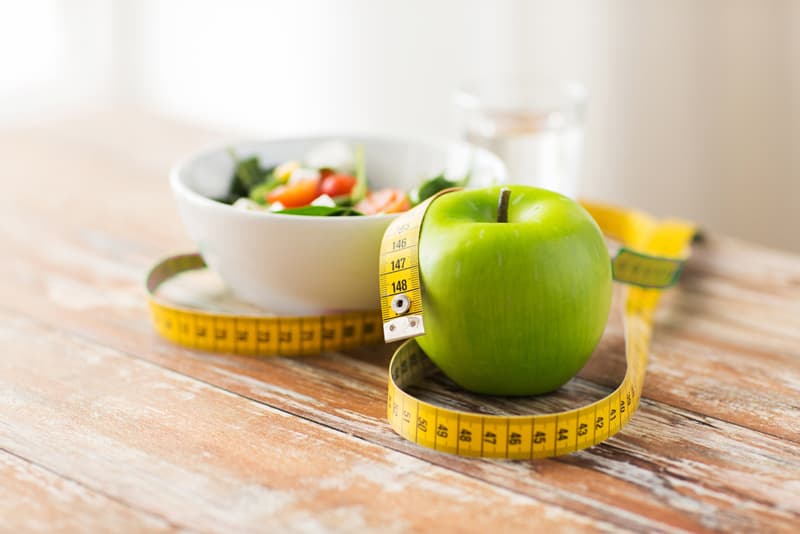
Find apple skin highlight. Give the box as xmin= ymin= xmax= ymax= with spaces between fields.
xmin=416 ymin=186 xmax=612 ymax=396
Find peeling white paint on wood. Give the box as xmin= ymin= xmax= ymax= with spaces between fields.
xmin=0 ymin=112 xmax=798 ymax=533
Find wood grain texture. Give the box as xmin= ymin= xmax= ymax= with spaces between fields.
xmin=0 ymin=312 xmax=604 ymax=533
xmin=1 ymin=109 xmax=798 ymax=533
xmin=0 ymin=451 xmax=175 ymax=533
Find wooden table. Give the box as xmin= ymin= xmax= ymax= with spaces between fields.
xmin=1 ymin=110 xmax=798 ymax=533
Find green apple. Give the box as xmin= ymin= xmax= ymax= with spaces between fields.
xmin=416 ymin=185 xmax=612 ymax=396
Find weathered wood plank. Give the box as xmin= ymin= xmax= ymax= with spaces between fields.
xmin=2 ymin=123 xmax=798 ymax=447
xmin=0 ymin=451 xmax=177 ymax=533
xmin=0 ymin=313 xmax=609 ymax=533
xmin=3 ymin=195 xmax=798 ymax=445
xmin=1 ymin=222 xmax=798 ymax=532
xmin=582 ymin=270 xmax=800 ymax=444
xmin=2 ymin=111 xmax=799 ymax=532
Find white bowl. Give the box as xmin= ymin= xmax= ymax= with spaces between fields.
xmin=170 ymin=136 xmax=506 ymax=315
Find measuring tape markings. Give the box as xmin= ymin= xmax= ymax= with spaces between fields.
xmin=147 ymin=195 xmax=694 ymax=459
xmin=147 ymin=254 xmax=383 ymax=356
xmin=379 ymin=192 xmax=450 ymax=343
xmin=379 ymin=192 xmax=695 ymax=459
xmin=386 ymin=339 xmax=633 ymax=459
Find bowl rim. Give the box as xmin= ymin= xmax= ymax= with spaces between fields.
xmin=169 ymin=133 xmax=506 ymax=223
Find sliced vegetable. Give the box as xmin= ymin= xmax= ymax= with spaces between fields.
xmin=267 ymin=179 xmax=320 ymax=208
xmin=349 ymin=145 xmax=367 ymax=205
xmin=320 ymin=174 xmax=357 ymax=197
xmin=355 ymin=188 xmax=410 ymax=215
xmin=221 ymin=143 xmax=466 ymax=217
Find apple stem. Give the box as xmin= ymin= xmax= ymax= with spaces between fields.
xmin=497 ymin=187 xmax=511 ymax=223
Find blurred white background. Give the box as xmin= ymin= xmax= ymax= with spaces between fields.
xmin=2 ymin=0 xmax=798 ymax=251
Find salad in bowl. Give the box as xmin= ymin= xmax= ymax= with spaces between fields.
xmin=171 ymin=136 xmax=505 ymax=314
xmin=218 ymin=141 xmax=470 ymax=217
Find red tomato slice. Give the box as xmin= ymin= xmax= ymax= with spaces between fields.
xmin=267 ymin=179 xmax=319 ymax=208
xmin=320 ymin=174 xmax=357 ymax=197
xmin=355 ymin=189 xmax=410 ymax=215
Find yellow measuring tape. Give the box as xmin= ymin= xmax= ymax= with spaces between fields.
xmin=146 ymin=254 xmax=383 ymax=356
xmin=379 ymin=193 xmax=695 ymax=458
xmin=148 ymin=196 xmax=694 ymax=459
